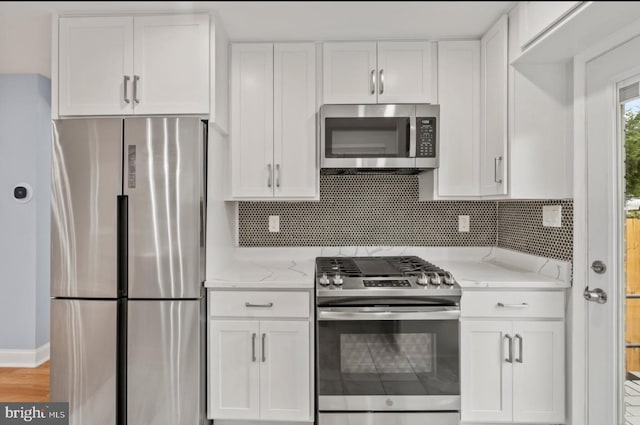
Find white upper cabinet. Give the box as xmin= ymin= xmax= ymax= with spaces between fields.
xmin=273 ymin=43 xmax=317 ymax=198
xmin=59 ymin=17 xmax=134 ymax=116
xmin=323 ymin=42 xmax=377 ymax=104
xmin=231 ymin=44 xmax=274 ymax=198
xmin=58 ymin=15 xmax=209 ymax=116
xmin=132 ymin=15 xmax=210 ymax=115
xmin=436 ymin=41 xmax=481 ymax=197
xmin=377 ymin=41 xmax=434 ymax=103
xmin=519 ymin=1 xmax=583 ymax=48
xmin=230 ymin=43 xmax=317 ymax=200
xmin=323 ymin=41 xmax=435 ymax=104
xmin=480 ymin=15 xmax=509 ymax=196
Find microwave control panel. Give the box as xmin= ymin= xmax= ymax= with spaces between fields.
xmin=417 ymin=117 xmax=436 ymax=158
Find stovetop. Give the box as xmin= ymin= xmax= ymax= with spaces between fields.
xmin=315 ymin=256 xmax=461 ymax=303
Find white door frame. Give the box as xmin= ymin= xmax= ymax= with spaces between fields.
xmin=573 ymin=15 xmax=640 ymax=425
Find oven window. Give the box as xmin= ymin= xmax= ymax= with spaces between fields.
xmin=324 ymin=117 xmax=410 ymax=158
xmin=317 ymin=320 xmax=459 ymax=396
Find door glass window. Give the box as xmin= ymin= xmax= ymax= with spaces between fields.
xmin=317 ymin=319 xmax=459 ymax=396
xmin=324 ymin=117 xmax=410 ymax=158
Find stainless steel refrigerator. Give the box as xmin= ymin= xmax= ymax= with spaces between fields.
xmin=50 ymin=118 xmax=206 ymax=425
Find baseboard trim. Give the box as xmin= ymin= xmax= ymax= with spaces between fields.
xmin=0 ymin=343 xmax=50 ymax=367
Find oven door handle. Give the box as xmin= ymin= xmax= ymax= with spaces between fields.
xmin=317 ymin=308 xmax=460 ymax=321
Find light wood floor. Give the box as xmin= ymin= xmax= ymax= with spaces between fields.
xmin=0 ymin=361 xmax=50 ymax=402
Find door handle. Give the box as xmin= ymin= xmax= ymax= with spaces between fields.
xmin=584 ymin=286 xmax=608 ymax=304
xmin=251 ymin=333 xmax=257 ymax=362
xmin=494 ymin=156 xmax=503 ymax=183
xmin=133 ymin=75 xmax=140 ymax=104
xmin=505 ymin=334 xmax=513 ymax=363
xmin=261 ymin=333 xmax=266 ymax=362
xmin=123 ymin=75 xmax=131 ymax=103
xmin=515 ymin=334 xmax=523 ymax=363
xmin=276 ymin=164 xmax=280 ymax=188
xmin=379 ymin=69 xmax=384 ymax=94
xmin=370 ymin=69 xmax=376 ymax=95
xmin=267 ymin=164 xmax=272 ymax=188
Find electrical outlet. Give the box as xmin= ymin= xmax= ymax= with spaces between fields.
xmin=268 ymin=215 xmax=280 ymax=232
xmin=543 ymin=205 xmax=562 ymax=227
xmin=458 ymin=215 xmax=470 ymax=232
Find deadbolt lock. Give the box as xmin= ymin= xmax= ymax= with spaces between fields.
xmin=591 ymin=260 xmax=606 ymax=274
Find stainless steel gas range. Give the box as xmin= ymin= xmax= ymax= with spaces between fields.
xmin=315 ymin=256 xmax=461 ymax=425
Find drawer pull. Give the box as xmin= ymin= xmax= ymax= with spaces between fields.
xmin=497 ymin=302 xmax=529 ymax=308
xmin=245 ymin=302 xmax=274 ymax=308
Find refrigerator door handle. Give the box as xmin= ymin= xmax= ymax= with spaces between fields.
xmin=117 ymin=195 xmax=128 ymax=297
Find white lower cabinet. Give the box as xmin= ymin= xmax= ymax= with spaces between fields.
xmin=208 ymin=290 xmax=312 ymax=422
xmin=461 ymin=291 xmax=565 ymax=424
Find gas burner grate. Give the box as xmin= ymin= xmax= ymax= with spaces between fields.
xmin=316 ymin=257 xmax=361 ymax=277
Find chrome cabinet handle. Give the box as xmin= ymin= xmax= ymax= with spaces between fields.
xmin=515 ymin=334 xmax=523 ymax=363
xmin=123 ymin=75 xmax=131 ymax=103
xmin=267 ymin=164 xmax=272 ymax=188
xmin=505 ymin=334 xmax=513 ymax=363
xmin=245 ymin=302 xmax=274 ymax=308
xmin=370 ymin=70 xmax=376 ymax=95
xmin=379 ymin=69 xmax=384 ymax=94
xmin=251 ymin=333 xmax=256 ymax=362
xmin=261 ymin=333 xmax=266 ymax=362
xmin=497 ymin=302 xmax=529 ymax=308
xmin=133 ymin=75 xmax=140 ymax=104
xmin=276 ymin=164 xmax=280 ymax=188
xmin=494 ymin=156 xmax=503 ymax=183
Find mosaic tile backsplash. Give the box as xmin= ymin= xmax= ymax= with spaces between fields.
xmin=239 ymin=175 xmax=497 ymax=247
xmin=238 ymin=175 xmax=573 ymax=261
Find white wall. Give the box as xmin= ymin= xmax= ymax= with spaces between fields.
xmin=0 ymin=9 xmax=51 ymax=77
xmin=0 ymin=75 xmax=51 ymax=364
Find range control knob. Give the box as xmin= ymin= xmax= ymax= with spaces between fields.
xmin=332 ymin=273 xmax=344 ymax=286
xmin=430 ymin=272 xmax=442 ymax=286
xmin=319 ymin=273 xmax=331 ymax=286
xmin=443 ymin=272 xmax=455 ymax=285
xmin=417 ymin=273 xmax=430 ymax=285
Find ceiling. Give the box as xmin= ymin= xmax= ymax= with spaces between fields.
xmin=0 ymin=1 xmax=515 ymax=41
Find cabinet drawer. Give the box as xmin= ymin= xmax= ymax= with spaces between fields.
xmin=461 ymin=291 xmax=564 ymax=319
xmin=209 ymin=291 xmax=310 ymax=318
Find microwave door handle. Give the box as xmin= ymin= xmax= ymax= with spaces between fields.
xmin=409 ymin=116 xmax=417 ymax=158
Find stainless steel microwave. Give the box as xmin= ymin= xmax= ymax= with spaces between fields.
xmin=320 ymin=104 xmax=439 ymax=169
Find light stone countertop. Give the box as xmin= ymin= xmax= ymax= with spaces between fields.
xmin=204 ymin=247 xmax=571 ymax=290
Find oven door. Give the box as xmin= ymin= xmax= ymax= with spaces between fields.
xmin=321 ymin=104 xmax=416 ymax=168
xmin=317 ymin=306 xmax=460 ymax=412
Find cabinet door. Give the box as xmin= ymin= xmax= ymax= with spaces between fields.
xmin=377 ymin=41 xmax=434 ymax=104
xmin=461 ymin=320 xmax=513 ymax=423
xmin=59 ymin=17 xmax=133 ymax=116
xmin=259 ymin=321 xmax=311 ymax=421
xmin=436 ymin=41 xmax=480 ymax=197
xmin=512 ymin=321 xmax=565 ymax=423
xmin=209 ymin=320 xmax=260 ymax=420
xmin=231 ymin=44 xmax=274 ymax=198
xmin=323 ymin=42 xmax=377 ymax=104
xmin=480 ymin=15 xmax=508 ymax=196
xmin=273 ymin=43 xmax=317 ymax=198
xmin=132 ymin=15 xmax=209 ymax=115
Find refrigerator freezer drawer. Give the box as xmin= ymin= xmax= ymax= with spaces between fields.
xmin=127 ymin=299 xmax=203 ymax=425
xmin=51 ymin=299 xmax=118 ymax=425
